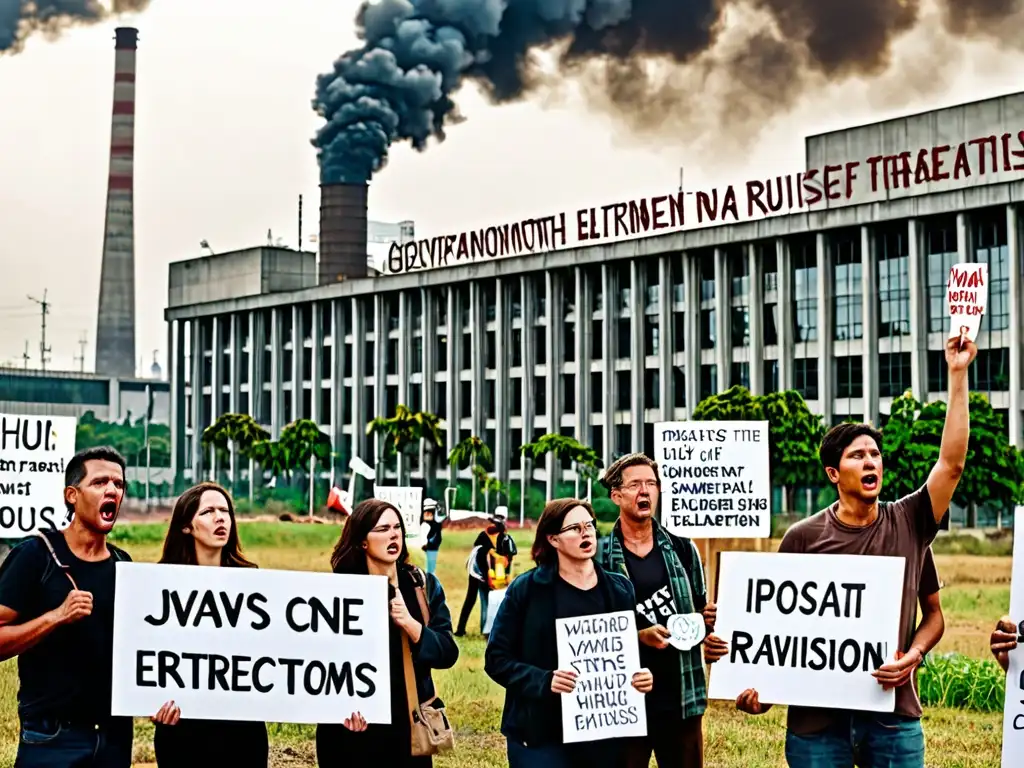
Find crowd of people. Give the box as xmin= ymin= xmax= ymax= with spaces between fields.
xmin=0 ymin=335 xmax=1016 ymax=768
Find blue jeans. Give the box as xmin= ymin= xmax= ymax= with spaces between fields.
xmin=425 ymin=549 xmax=438 ymax=575
xmin=15 ymin=717 xmax=133 ymax=768
xmin=785 ymin=713 xmax=925 ymax=768
xmin=507 ymin=739 xmax=569 ymax=768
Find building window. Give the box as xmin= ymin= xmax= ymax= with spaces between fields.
xmin=673 ymin=313 xmax=685 ymax=353
xmin=701 ymin=309 xmax=716 ymax=349
xmin=699 ymin=250 xmax=715 ymax=302
xmin=763 ymin=360 xmax=779 ymax=393
xmin=877 ymin=227 xmax=910 ymax=338
xmin=644 ymin=369 xmax=660 ymax=409
xmin=591 ymin=322 xmax=603 ymax=360
xmin=792 ymin=236 xmax=818 ymax=343
xmin=645 ymin=258 xmax=660 ymax=313
xmin=879 ymin=353 xmax=911 ymax=398
xmin=731 ymin=307 xmax=750 ymax=347
xmin=835 ymin=356 xmax=863 ymax=399
xmin=700 ymin=364 xmax=717 ymax=401
xmin=644 ymin=318 xmax=660 ymax=356
xmin=591 ymin=372 xmax=603 ymax=412
xmin=616 ymin=371 xmax=631 ymax=411
xmin=832 ymin=231 xmax=862 ymax=341
xmin=763 ymin=305 xmax=778 ymax=346
xmin=617 ymin=319 xmax=631 ymax=358
xmin=926 ymin=215 xmax=958 ymax=333
xmin=972 ymin=348 xmax=1010 ymax=391
xmin=672 ymin=256 xmax=686 ymax=304
xmin=794 ymin=358 xmax=818 ymax=400
xmin=562 ymin=374 xmax=575 ymax=413
xmin=673 ymin=367 xmax=686 ymax=408
xmin=975 ymin=210 xmax=1010 ymax=333
xmin=729 ymin=246 xmax=749 ymax=298
xmin=730 ymin=362 xmax=750 ymax=389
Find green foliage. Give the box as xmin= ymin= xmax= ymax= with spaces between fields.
xmin=366 ymin=404 xmax=444 ymax=461
xmin=75 ymin=411 xmax=171 ymax=467
xmin=448 ymin=435 xmax=492 ymax=471
xmin=918 ymin=652 xmax=1005 ymax=713
xmin=520 ymin=433 xmax=604 ymax=481
xmin=692 ymin=387 xmax=826 ymax=491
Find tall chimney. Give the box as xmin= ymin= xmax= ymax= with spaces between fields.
xmin=94 ymin=26 xmax=138 ymax=378
xmin=318 ymin=182 xmax=369 ymax=283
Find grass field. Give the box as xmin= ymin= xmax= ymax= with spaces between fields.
xmin=0 ymin=522 xmax=1012 ymax=767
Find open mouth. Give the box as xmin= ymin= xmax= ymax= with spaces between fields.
xmin=386 ymin=542 xmax=400 ymax=555
xmin=579 ymin=540 xmax=593 ymax=552
xmin=861 ymin=474 xmax=879 ymax=492
xmin=214 ymin=526 xmax=228 ymax=537
xmin=99 ymin=501 xmax=117 ymax=522
xmin=636 ymin=498 xmax=651 ymax=512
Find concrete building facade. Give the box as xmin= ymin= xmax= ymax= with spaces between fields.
xmin=164 ymin=92 xmax=1024 ymax=515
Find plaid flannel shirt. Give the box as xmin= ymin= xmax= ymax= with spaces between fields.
xmin=597 ymin=517 xmax=708 ymax=720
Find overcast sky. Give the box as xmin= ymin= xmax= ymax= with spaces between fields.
xmin=0 ymin=0 xmax=1022 ymax=375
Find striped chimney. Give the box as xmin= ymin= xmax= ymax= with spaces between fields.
xmin=94 ymin=26 xmax=138 ymax=378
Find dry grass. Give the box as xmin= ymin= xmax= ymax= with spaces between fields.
xmin=0 ymin=524 xmax=1012 ymax=767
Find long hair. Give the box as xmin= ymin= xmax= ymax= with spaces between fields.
xmin=531 ymin=498 xmax=596 ymax=568
xmin=330 ymin=498 xmax=410 ymax=574
xmin=159 ymin=482 xmax=257 ymax=568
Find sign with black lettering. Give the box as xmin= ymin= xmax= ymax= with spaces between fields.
xmin=654 ymin=420 xmax=771 ymax=538
xmin=110 ymin=563 xmax=391 ymax=724
xmin=0 ymin=414 xmax=77 ymax=538
xmin=555 ymin=610 xmax=647 ymax=743
xmin=1001 ymin=506 xmax=1024 ymax=765
xmin=373 ymin=485 xmax=422 ymax=538
xmin=707 ymin=551 xmax=904 ymax=711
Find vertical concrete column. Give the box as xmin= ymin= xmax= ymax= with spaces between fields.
xmin=957 ymin=211 xmax=973 ymax=263
xmin=329 ymin=299 xmax=346 ymax=479
xmin=470 ymin=283 xmax=486 ymax=449
xmin=189 ymin=319 xmax=203 ymax=479
xmin=270 ymin=308 xmax=283 ymax=437
xmin=684 ymin=253 xmax=701 ymax=412
xmin=350 ymin=299 xmax=367 ymax=467
xmin=658 ymin=255 xmax=672 ymax=416
xmin=210 ymin=316 xmax=222 ymax=481
xmin=311 ymin=302 xmax=324 ymax=426
xmin=421 ymin=290 xmax=437 ymax=484
xmin=776 ymin=239 xmax=795 ymax=390
xmin=714 ymin=247 xmax=731 ymax=390
xmin=601 ymin=265 xmax=614 ymax=461
xmin=545 ymin=271 xmax=560 ymax=498
xmin=574 ymin=268 xmax=590 ymax=442
xmin=445 ymin=288 xmax=458 ymax=479
xmin=907 ymin=220 xmax=927 ymax=400
xmin=521 ymin=277 xmax=537 ymax=495
xmin=291 ymin=306 xmax=303 ymax=422
xmin=748 ymin=244 xmax=765 ymax=395
xmin=1008 ymin=204 xmax=1022 ymax=448
xmin=816 ymin=233 xmax=834 ymax=425
xmin=228 ymin=313 xmax=240 ymax=485
xmin=861 ymin=226 xmax=880 ymax=425
xmin=630 ymin=259 xmax=644 ymax=447
xmin=495 ymin=279 xmax=509 ymax=485
xmin=397 ymin=292 xmax=410 ymax=482
xmin=169 ymin=320 xmax=186 ymax=487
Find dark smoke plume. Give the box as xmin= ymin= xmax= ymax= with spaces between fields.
xmin=0 ymin=0 xmax=150 ymax=55
xmin=311 ymin=0 xmax=1024 ymax=184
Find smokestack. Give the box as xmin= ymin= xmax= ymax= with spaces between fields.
xmin=318 ymin=182 xmax=369 ymax=284
xmin=94 ymin=26 xmax=138 ymax=378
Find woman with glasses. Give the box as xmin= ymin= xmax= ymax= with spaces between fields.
xmin=485 ymin=498 xmax=653 ymax=768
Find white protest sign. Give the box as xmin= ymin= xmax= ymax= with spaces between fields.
xmin=482 ymin=587 xmax=506 ymax=635
xmin=947 ymin=262 xmax=988 ymax=343
xmin=667 ymin=613 xmax=706 ymax=651
xmin=707 ymin=551 xmax=904 ymax=712
xmin=373 ymin=485 xmax=423 ymax=537
xmin=654 ymin=420 xmax=771 ymax=538
xmin=1000 ymin=506 xmax=1024 ymax=765
xmin=0 ymin=414 xmax=77 ymax=538
xmin=555 ymin=610 xmax=647 ymax=743
xmin=111 ymin=563 xmax=391 ymax=724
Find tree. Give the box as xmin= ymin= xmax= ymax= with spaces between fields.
xmin=878 ymin=390 xmax=922 ymax=503
xmin=366 ymin=405 xmax=445 ymax=486
xmin=448 ymin=435 xmax=492 ymax=511
xmin=691 ymin=385 xmax=764 ymax=422
xmin=520 ymin=433 xmax=604 ymax=501
xmin=201 ymin=413 xmax=270 ymax=501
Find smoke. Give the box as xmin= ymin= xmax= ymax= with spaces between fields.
xmin=311 ymin=0 xmax=1024 ymax=184
xmin=0 ymin=0 xmax=150 ymax=55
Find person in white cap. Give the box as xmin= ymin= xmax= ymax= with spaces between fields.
xmin=419 ymin=498 xmax=444 ymax=575
xmin=454 ymin=505 xmax=517 ymax=638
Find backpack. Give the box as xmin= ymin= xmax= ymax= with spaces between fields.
xmin=34 ymin=529 xmax=129 ymax=590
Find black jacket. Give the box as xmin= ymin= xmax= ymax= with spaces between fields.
xmin=483 ymin=562 xmax=637 ymax=747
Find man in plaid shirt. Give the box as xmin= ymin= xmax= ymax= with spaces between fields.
xmin=597 ymin=452 xmax=728 ymax=768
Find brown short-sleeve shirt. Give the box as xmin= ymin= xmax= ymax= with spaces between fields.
xmin=778 ymin=484 xmax=939 ymax=734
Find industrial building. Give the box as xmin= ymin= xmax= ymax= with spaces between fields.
xmin=165 ymin=91 xmax=1024 ymax=523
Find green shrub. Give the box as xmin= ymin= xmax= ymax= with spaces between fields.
xmin=918 ymin=652 xmax=1005 ymax=713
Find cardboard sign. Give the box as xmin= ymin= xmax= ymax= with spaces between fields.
xmin=555 ymin=610 xmax=647 ymax=743
xmin=0 ymin=414 xmax=77 ymax=538
xmin=947 ymin=262 xmax=988 ymax=343
xmin=707 ymin=551 xmax=904 ymax=712
xmin=110 ymin=563 xmax=392 ymax=724
xmin=654 ymin=420 xmax=771 ymax=539
xmin=373 ymin=485 xmax=423 ymax=538
xmin=1001 ymin=506 xmax=1024 ymax=766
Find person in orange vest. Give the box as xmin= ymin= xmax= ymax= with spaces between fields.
xmin=454 ymin=506 xmax=517 ymax=637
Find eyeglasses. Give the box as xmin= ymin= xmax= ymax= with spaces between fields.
xmin=558 ymin=520 xmax=596 ymax=536
xmin=620 ymin=480 xmax=660 ymax=492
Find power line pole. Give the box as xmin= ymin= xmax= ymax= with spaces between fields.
xmin=74 ymin=332 xmax=87 ymax=372
xmin=27 ymin=290 xmax=50 ymax=372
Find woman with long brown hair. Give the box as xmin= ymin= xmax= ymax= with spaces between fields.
xmin=149 ymin=482 xmax=269 ymax=768
xmin=484 ymin=498 xmax=653 ymax=768
xmin=316 ymin=498 xmax=459 ymax=767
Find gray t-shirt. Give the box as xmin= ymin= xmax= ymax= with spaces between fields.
xmin=778 ymin=484 xmax=939 ymax=734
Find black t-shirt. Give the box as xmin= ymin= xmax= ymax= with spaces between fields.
xmin=622 ymin=546 xmax=682 ymax=715
xmin=554 ymin=575 xmax=609 ymax=620
xmin=0 ymin=532 xmax=132 ymax=722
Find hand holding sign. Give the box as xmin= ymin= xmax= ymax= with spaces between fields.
xmin=944 ymin=335 xmax=978 ymax=372
xmin=152 ymin=700 xmax=181 ymax=726
xmin=666 ymin=613 xmax=706 ymax=651
xmin=990 ymin=616 xmax=1018 ymax=673
xmin=871 ymin=648 xmax=923 ymax=691
xmin=551 ymin=669 xmax=578 ymax=694
xmin=631 ymin=668 xmax=654 ymax=694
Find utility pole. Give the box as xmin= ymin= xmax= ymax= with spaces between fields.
xmin=74 ymin=332 xmax=87 ymax=372
xmin=27 ymin=290 xmax=50 ymax=372
xmin=21 ymin=341 xmax=29 ymax=370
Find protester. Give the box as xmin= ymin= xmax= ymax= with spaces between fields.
xmin=149 ymin=481 xmax=269 ymax=768
xmin=991 ymin=615 xmax=1018 ymax=672
xmin=735 ymin=337 xmax=976 ymax=768
xmin=454 ymin=505 xmax=517 ymax=638
xmin=317 ymin=498 xmax=459 ymax=767
xmin=419 ymin=498 xmax=444 ymax=575
xmin=594 ymin=452 xmax=723 ymax=768
xmin=484 ymin=498 xmax=654 ymax=768
xmin=0 ymin=446 xmax=134 ymax=768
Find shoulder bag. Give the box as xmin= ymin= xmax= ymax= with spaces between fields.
xmin=401 ymin=567 xmax=456 ymax=756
